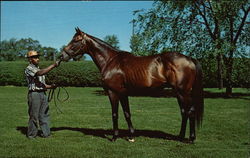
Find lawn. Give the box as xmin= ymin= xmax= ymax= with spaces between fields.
xmin=0 ymin=86 xmax=249 ymax=158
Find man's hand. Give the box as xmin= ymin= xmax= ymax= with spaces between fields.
xmin=54 ymin=60 xmax=62 ymax=67
xmin=45 ymin=83 xmax=57 ymax=89
xmin=51 ymin=84 xmax=57 ymax=89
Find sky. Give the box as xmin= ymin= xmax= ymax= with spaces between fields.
xmin=1 ymin=1 xmax=154 ymax=58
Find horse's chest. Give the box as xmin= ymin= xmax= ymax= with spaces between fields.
xmin=102 ymin=68 xmax=124 ymax=86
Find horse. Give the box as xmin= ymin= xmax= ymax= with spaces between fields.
xmin=59 ymin=27 xmax=204 ymax=143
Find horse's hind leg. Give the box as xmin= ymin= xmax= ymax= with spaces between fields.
xmin=107 ymin=90 xmax=119 ymax=141
xmin=120 ymin=95 xmax=135 ymax=142
xmin=188 ymin=106 xmax=196 ymax=142
xmin=177 ymin=90 xmax=196 ymax=143
xmin=176 ymin=92 xmax=188 ymax=140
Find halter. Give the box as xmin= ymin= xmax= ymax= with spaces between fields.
xmin=63 ymin=34 xmax=87 ymax=60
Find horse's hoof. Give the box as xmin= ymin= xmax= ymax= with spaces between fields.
xmin=189 ymin=137 xmax=195 ymax=144
xmin=111 ymin=136 xmax=117 ymax=142
xmin=128 ymin=138 xmax=135 ymax=142
xmin=178 ymin=135 xmax=185 ymax=141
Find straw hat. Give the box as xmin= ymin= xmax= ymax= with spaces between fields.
xmin=26 ymin=51 xmax=39 ymax=58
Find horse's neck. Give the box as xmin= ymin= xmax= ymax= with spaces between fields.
xmin=86 ymin=36 xmax=117 ymax=72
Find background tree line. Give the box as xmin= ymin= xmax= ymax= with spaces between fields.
xmin=0 ymin=35 xmax=120 ymax=62
xmin=0 ymin=38 xmax=59 ymax=61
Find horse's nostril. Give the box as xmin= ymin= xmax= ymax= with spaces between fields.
xmin=58 ymin=55 xmax=62 ymax=59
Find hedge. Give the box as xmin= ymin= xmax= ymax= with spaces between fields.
xmin=0 ymin=61 xmax=102 ymax=87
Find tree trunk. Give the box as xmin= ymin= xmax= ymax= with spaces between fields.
xmin=225 ymin=62 xmax=233 ymax=97
xmin=217 ymin=53 xmax=223 ymax=89
xmin=225 ymin=50 xmax=234 ymax=97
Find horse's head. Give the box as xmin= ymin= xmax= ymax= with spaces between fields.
xmin=60 ymin=27 xmax=87 ymax=61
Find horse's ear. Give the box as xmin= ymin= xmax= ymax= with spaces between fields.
xmin=75 ymin=27 xmax=80 ymax=33
xmin=75 ymin=27 xmax=85 ymax=37
xmin=75 ymin=27 xmax=84 ymax=35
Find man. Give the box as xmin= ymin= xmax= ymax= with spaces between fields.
xmin=25 ymin=50 xmax=60 ymax=139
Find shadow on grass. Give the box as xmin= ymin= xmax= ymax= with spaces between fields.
xmin=93 ymin=89 xmax=250 ymax=100
xmin=16 ymin=126 xmax=190 ymax=143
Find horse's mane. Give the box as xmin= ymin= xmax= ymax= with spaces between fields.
xmin=86 ymin=33 xmax=130 ymax=54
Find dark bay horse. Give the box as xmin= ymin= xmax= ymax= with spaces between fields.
xmin=60 ymin=28 xmax=204 ymax=143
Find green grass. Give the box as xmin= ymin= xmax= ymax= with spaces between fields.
xmin=0 ymin=87 xmax=249 ymax=158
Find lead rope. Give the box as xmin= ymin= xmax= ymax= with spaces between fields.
xmin=48 ymin=87 xmax=69 ymax=114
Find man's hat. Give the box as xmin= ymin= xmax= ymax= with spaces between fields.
xmin=26 ymin=51 xmax=40 ymax=58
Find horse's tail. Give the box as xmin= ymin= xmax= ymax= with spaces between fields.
xmin=192 ymin=60 xmax=204 ymax=128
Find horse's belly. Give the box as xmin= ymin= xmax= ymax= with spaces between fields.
xmin=126 ymin=77 xmax=166 ymax=89
xmin=126 ymin=86 xmax=167 ymax=97
xmin=126 ymin=68 xmax=166 ymax=88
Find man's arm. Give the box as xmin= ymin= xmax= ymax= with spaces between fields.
xmin=36 ymin=61 xmax=61 ymax=76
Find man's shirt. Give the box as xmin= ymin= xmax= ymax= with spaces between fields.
xmin=25 ymin=63 xmax=46 ymax=92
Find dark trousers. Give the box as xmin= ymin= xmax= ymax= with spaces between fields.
xmin=27 ymin=91 xmax=50 ymax=138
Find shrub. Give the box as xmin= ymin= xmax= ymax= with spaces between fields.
xmin=0 ymin=61 xmax=27 ymax=86
xmin=0 ymin=61 xmax=102 ymax=87
xmin=45 ymin=61 xmax=102 ymax=87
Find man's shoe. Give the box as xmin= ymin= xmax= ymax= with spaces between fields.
xmin=27 ymin=136 xmax=36 ymax=139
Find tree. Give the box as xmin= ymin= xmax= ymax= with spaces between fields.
xmin=133 ymin=0 xmax=250 ymax=96
xmin=0 ymin=38 xmax=19 ymax=61
xmin=103 ymin=35 xmax=120 ymax=49
xmin=40 ymin=47 xmax=58 ymax=61
xmin=0 ymin=38 xmax=42 ymax=61
xmin=130 ymin=34 xmax=147 ymax=56
xmin=0 ymin=38 xmax=59 ymax=61
xmin=17 ymin=38 xmax=41 ymax=57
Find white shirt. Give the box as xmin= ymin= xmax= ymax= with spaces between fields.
xmin=25 ymin=63 xmax=46 ymax=92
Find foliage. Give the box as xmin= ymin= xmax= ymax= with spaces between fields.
xmin=0 ymin=61 xmax=102 ymax=87
xmin=0 ymin=38 xmax=59 ymax=61
xmin=103 ymin=35 xmax=120 ymax=49
xmin=200 ymin=54 xmax=218 ymax=88
xmin=231 ymin=57 xmax=250 ymax=88
xmin=130 ymin=34 xmax=151 ymax=56
xmin=0 ymin=87 xmax=249 ymax=158
xmin=41 ymin=47 xmax=58 ymax=61
xmin=132 ymin=1 xmax=250 ymax=57
xmin=0 ymin=61 xmax=27 ymax=86
xmin=45 ymin=61 xmax=101 ymax=87
xmin=131 ymin=0 xmax=250 ymax=95
xmin=200 ymin=56 xmax=250 ymax=88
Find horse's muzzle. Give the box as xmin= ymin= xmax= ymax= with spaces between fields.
xmin=60 ymin=51 xmax=71 ymax=62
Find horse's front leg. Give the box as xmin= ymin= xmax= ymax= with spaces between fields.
xmin=107 ymin=90 xmax=119 ymax=141
xmin=177 ymin=91 xmax=196 ymax=143
xmin=120 ymin=95 xmax=135 ymax=142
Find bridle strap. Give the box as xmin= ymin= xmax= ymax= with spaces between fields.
xmin=64 ymin=49 xmax=74 ymax=58
xmin=64 ymin=35 xmax=86 ymax=59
